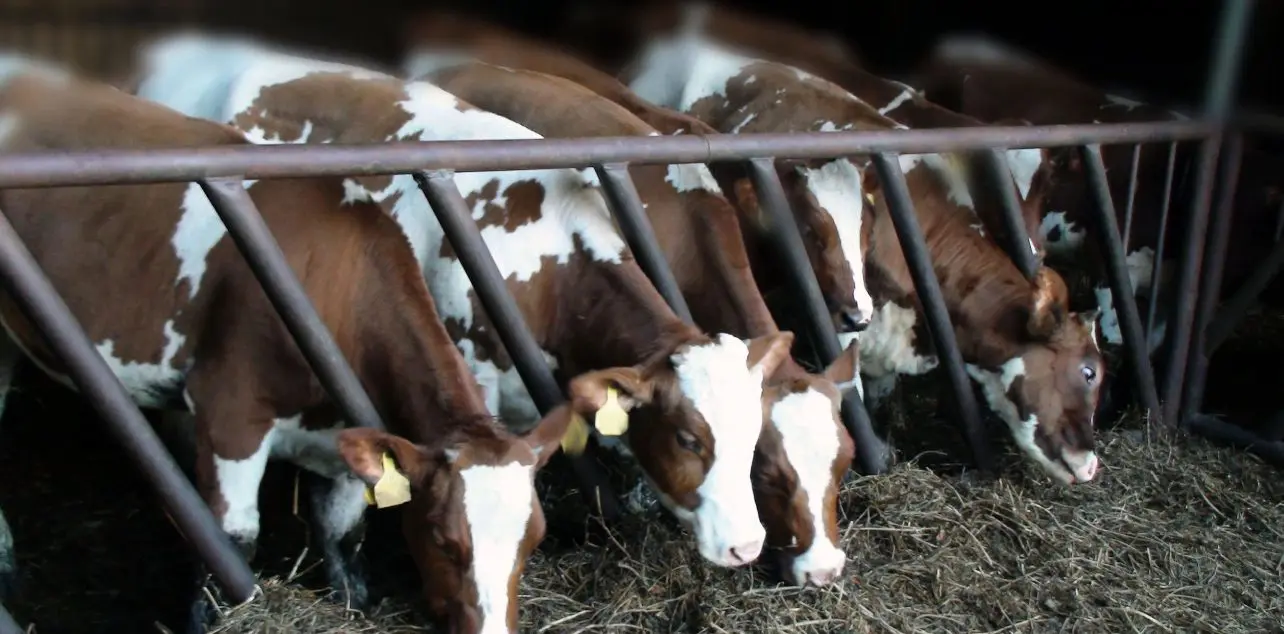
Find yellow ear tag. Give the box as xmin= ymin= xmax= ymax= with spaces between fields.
xmin=560 ymin=412 xmax=591 ymax=455
xmin=594 ymin=386 xmax=630 ymax=436
xmin=864 ymin=192 xmax=875 ymax=206
xmin=363 ymin=452 xmax=412 ymax=509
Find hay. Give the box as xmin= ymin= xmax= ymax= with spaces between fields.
xmin=203 ymin=425 xmax=1284 ymax=634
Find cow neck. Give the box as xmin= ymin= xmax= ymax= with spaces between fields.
xmin=358 ymin=253 xmax=497 ymax=445
xmin=550 ymin=252 xmax=706 ymax=374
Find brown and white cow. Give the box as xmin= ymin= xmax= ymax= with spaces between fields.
xmin=414 ymin=59 xmax=862 ymax=586
xmin=913 ymin=35 xmax=1284 ymax=353
xmin=402 ymin=22 xmax=884 ymax=337
xmin=0 ymin=55 xmax=577 ymax=634
xmin=623 ymin=34 xmax=1106 ymax=485
xmin=134 ymin=34 xmax=794 ymax=571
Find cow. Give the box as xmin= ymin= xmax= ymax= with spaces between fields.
xmin=622 ymin=34 xmax=1106 ymax=485
xmin=0 ymin=55 xmax=580 ymax=634
xmin=133 ymin=33 xmax=796 ymax=574
xmin=913 ymin=35 xmax=1284 ymax=354
xmin=410 ymin=58 xmax=863 ymax=587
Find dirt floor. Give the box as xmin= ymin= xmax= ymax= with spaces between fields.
xmin=2 ymin=346 xmax=1283 ymax=634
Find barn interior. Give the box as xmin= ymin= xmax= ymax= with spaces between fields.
xmin=0 ymin=1 xmax=1281 ymax=633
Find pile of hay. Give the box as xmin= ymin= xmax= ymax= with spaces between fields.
xmin=208 ymin=425 xmax=1284 ymax=633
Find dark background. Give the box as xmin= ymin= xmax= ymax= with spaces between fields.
xmin=4 ymin=0 xmax=1276 ymax=114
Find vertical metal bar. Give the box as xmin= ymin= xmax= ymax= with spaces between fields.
xmin=870 ymin=153 xmax=993 ymax=473
xmin=1080 ymin=144 xmax=1163 ymax=420
xmin=0 ymin=602 xmax=20 ymax=634
xmin=199 ymin=178 xmax=386 ymax=432
xmin=1161 ymin=0 xmax=1256 ymax=428
xmin=1145 ymin=142 xmax=1180 ymax=344
xmin=595 ymin=164 xmax=693 ymax=322
xmin=744 ymin=157 xmax=887 ymax=475
xmin=980 ymin=148 xmax=1040 ymax=281
xmin=413 ymin=171 xmax=621 ymax=520
xmin=1181 ymin=134 xmax=1245 ymax=420
xmin=0 ymin=206 xmax=256 ymax=604
xmin=1273 ymin=196 xmax=1284 ymax=242
xmin=1121 ymin=144 xmax=1143 ymax=253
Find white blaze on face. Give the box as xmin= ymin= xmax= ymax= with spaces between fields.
xmin=669 ymin=334 xmax=767 ymax=566
xmin=459 ymin=461 xmax=534 ymax=634
xmin=799 ymin=158 xmax=875 ymax=323
xmin=769 ymin=389 xmax=846 ymax=585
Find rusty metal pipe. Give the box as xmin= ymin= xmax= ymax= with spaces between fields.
xmin=199 ymin=178 xmax=386 ymax=432
xmin=0 ymin=205 xmax=257 ymax=604
xmin=1080 ymin=145 xmax=1163 ymax=421
xmin=414 ymin=171 xmax=621 ymax=521
xmin=871 ymin=153 xmax=993 ymax=473
xmin=595 ymin=164 xmax=693 ymax=322
xmin=1181 ymin=135 xmax=1245 ymax=420
xmin=745 ymin=158 xmax=887 ymax=475
xmin=0 ymin=122 xmax=1215 ymax=190
xmin=979 ymin=148 xmax=1039 ymax=281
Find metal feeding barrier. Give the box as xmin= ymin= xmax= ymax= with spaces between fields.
xmin=0 ymin=0 xmax=1267 ymax=625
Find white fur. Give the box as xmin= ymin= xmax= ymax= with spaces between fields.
xmin=213 ymin=425 xmax=277 ymax=542
xmin=94 ymin=321 xmax=186 ymax=408
xmin=1103 ymin=93 xmax=1143 ymax=110
xmin=665 ymin=163 xmax=724 ymax=195
xmin=770 ymin=389 xmax=846 ymax=586
xmin=1004 ymin=148 xmax=1043 ymax=201
xmin=670 ymin=334 xmax=767 ymax=565
xmin=932 ymin=35 xmax=1043 ymax=70
xmin=1039 ymin=210 xmax=1087 ymax=257
xmin=858 ymin=301 xmax=939 ymax=379
xmin=402 ymin=49 xmax=479 ymax=80
xmin=798 ymin=159 xmax=874 ymax=321
xmin=898 ymin=153 xmax=974 ymax=209
xmin=173 ymin=183 xmax=231 ymax=299
xmin=878 ymin=89 xmax=914 ymax=116
xmin=460 ymin=462 xmax=535 ymax=634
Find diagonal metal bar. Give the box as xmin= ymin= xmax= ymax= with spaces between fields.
xmin=1079 ymin=145 xmax=1162 ymax=421
xmin=595 ymin=163 xmax=693 ymax=322
xmin=1207 ymin=238 xmax=1284 ymax=350
xmin=199 ymin=178 xmax=386 ymax=432
xmin=414 ymin=170 xmax=621 ymax=521
xmin=1181 ymin=134 xmax=1245 ymax=420
xmin=978 ymin=148 xmax=1040 ymax=281
xmin=745 ymin=157 xmax=888 ymax=475
xmin=0 ymin=204 xmax=256 ymax=604
xmin=1145 ymin=142 xmax=1180 ymax=346
xmin=1121 ymin=144 xmax=1143 ymax=253
xmin=871 ymin=152 xmax=993 ymax=473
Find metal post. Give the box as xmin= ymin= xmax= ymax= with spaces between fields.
xmin=0 ymin=602 xmax=21 ymax=634
xmin=1144 ymin=142 xmax=1180 ymax=345
xmin=1160 ymin=0 xmax=1256 ymax=428
xmin=1120 ymin=144 xmax=1143 ymax=253
xmin=414 ymin=171 xmax=621 ymax=521
xmin=871 ymin=153 xmax=993 ymax=473
xmin=1207 ymin=238 xmax=1284 ymax=349
xmin=595 ymin=164 xmax=693 ymax=321
xmin=1079 ymin=145 xmax=1163 ymax=421
xmin=979 ymin=149 xmax=1039 ymax=281
xmin=199 ymin=178 xmax=386 ymax=432
xmin=1181 ymin=134 xmax=1245 ymax=420
xmin=744 ymin=157 xmax=888 ymax=475
xmin=0 ymin=206 xmax=256 ymax=604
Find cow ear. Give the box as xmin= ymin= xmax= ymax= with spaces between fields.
xmin=336 ymin=428 xmax=433 ymax=486
xmin=744 ymin=331 xmax=795 ymax=382
xmin=567 ymin=367 xmax=654 ymax=416
xmin=823 ymin=338 xmax=862 ymax=394
xmin=1028 ymin=266 xmax=1068 ymax=338
xmin=522 ymin=403 xmax=576 ymax=469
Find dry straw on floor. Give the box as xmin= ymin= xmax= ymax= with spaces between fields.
xmin=208 ymin=426 xmax=1284 ymax=634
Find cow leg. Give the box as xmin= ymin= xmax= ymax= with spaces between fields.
xmin=307 ymin=473 xmax=371 ymax=609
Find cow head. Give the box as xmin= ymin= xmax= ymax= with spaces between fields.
xmin=567 ymin=331 xmax=794 ymax=566
xmin=753 ymin=340 xmax=860 ymax=587
xmin=967 ymin=269 xmax=1105 ymax=485
xmin=335 ymin=407 xmax=574 ymax=634
xmin=727 ymin=158 xmax=874 ymax=334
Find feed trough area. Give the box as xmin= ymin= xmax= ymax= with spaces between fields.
xmin=0 ymin=1 xmax=1281 ymax=633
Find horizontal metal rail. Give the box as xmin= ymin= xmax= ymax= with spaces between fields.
xmin=0 ymin=122 xmax=1216 ymax=189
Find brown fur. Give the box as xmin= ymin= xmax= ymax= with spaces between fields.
xmin=0 ymin=69 xmax=570 ymax=634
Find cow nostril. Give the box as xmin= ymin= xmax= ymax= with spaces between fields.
xmin=840 ymin=310 xmax=869 ymax=332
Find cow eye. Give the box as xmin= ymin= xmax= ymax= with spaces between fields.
xmin=676 ymin=429 xmax=702 ymax=453
xmin=1080 ymin=364 xmax=1097 ymax=384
